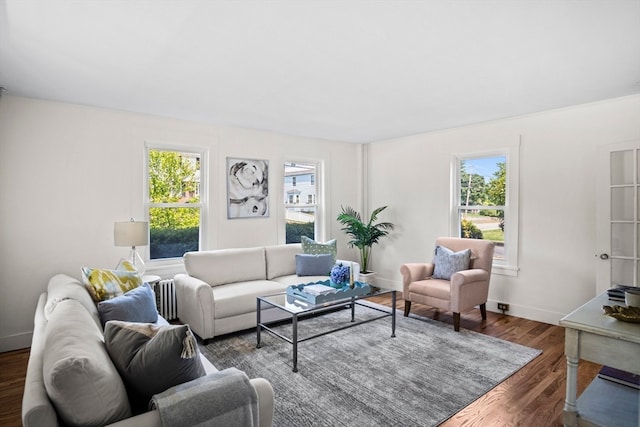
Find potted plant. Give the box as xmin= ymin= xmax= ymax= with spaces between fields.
xmin=336 ymin=205 xmax=394 ymax=285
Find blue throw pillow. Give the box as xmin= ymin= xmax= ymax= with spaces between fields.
xmin=432 ymin=246 xmax=471 ymax=280
xmin=98 ymin=283 xmax=158 ymax=326
xmin=295 ymin=253 xmax=334 ymax=276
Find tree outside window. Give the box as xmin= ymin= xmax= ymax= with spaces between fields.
xmin=147 ymin=148 xmax=203 ymax=259
xmin=457 ymin=155 xmax=506 ymax=261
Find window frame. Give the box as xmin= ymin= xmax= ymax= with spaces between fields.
xmin=450 ymin=144 xmax=520 ymax=276
xmin=144 ymin=142 xmax=208 ymax=264
xmin=283 ymin=160 xmax=324 ymax=242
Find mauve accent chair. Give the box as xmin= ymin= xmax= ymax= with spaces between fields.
xmin=400 ymin=237 xmax=495 ymax=331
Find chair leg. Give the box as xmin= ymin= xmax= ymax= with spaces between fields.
xmin=403 ymin=301 xmax=411 ymax=317
xmin=453 ymin=312 xmax=461 ymax=331
xmin=480 ymin=303 xmax=487 ymax=320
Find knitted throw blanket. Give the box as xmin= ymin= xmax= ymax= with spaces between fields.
xmin=150 ymin=368 xmax=258 ymax=427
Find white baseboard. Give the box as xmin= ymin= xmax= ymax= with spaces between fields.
xmin=372 ymin=278 xmax=565 ymax=326
xmin=486 ymin=299 xmax=565 ymax=326
xmin=0 ymin=332 xmax=32 ymax=353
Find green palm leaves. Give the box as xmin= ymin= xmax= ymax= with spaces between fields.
xmin=337 ymin=206 xmax=394 ymax=273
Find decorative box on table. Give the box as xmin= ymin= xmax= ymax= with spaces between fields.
xmin=286 ymin=280 xmax=371 ymax=305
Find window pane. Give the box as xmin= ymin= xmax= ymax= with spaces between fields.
xmin=149 ymin=207 xmax=199 ymax=259
xmin=611 ymin=187 xmax=634 ymax=221
xmin=459 ymin=156 xmax=506 ymax=207
xmin=458 ymin=155 xmax=506 ymax=263
xmin=149 ymin=150 xmax=200 ymax=203
xmin=610 ymin=150 xmax=633 ymax=185
xmin=284 ymin=162 xmax=316 ymax=243
xmin=612 ymin=258 xmax=634 ymax=286
xmin=611 ymin=223 xmax=634 ymax=257
xmin=459 ymin=210 xmax=505 ymax=259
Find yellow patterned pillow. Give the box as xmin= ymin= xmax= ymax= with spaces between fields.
xmin=115 ymin=258 xmax=138 ymax=272
xmin=81 ymin=266 xmax=142 ymax=302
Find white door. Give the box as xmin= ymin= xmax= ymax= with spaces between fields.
xmin=596 ymin=140 xmax=640 ymax=294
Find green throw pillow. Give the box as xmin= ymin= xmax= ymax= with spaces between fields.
xmin=301 ymin=236 xmax=337 ymax=262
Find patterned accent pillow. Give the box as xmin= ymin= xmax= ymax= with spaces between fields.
xmin=432 ymin=246 xmax=471 ymax=280
xmin=104 ymin=321 xmax=205 ymax=403
xmin=81 ymin=266 xmax=142 ymax=302
xmin=115 ymin=258 xmax=138 ymax=272
xmin=301 ymin=236 xmax=337 ymax=262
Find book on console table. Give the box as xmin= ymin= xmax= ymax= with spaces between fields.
xmin=607 ymin=286 xmax=637 ymax=302
xmin=303 ymin=284 xmax=338 ymax=296
xmin=598 ymin=366 xmax=640 ymax=390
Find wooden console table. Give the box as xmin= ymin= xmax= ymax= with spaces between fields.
xmin=560 ymin=292 xmax=640 ymax=427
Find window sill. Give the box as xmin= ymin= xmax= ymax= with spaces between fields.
xmin=492 ymin=264 xmax=519 ymax=277
xmin=145 ymin=259 xmax=186 ymax=279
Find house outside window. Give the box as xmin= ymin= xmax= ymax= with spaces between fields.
xmin=284 ymin=161 xmax=318 ymax=243
xmin=146 ymin=145 xmax=206 ymax=260
xmin=451 ymin=146 xmax=519 ymax=276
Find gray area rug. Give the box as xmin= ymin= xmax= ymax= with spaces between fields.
xmin=200 ymin=303 xmax=541 ymax=427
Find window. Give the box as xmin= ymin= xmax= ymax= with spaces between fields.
xmin=284 ymin=161 xmax=318 ymax=243
xmin=146 ymin=146 xmax=206 ymax=260
xmin=451 ymin=146 xmax=519 ymax=276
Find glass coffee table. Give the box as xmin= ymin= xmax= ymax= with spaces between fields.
xmin=256 ymin=287 xmax=396 ymax=372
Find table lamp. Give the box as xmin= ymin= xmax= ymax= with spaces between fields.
xmin=114 ymin=219 xmax=148 ymax=274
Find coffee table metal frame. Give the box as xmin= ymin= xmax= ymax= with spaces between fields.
xmin=256 ymin=288 xmax=396 ymax=372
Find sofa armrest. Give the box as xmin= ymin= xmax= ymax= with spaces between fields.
xmin=174 ymin=273 xmax=215 ymax=341
xmin=399 ymin=263 xmax=434 ymax=296
xmin=22 ymin=294 xmax=59 ymax=427
xmin=105 ymin=378 xmax=274 ymax=427
xmin=449 ymin=269 xmax=490 ymax=313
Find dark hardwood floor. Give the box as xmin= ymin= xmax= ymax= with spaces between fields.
xmin=0 ymin=294 xmax=600 ymax=427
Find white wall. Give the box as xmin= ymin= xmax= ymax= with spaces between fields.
xmin=367 ymin=95 xmax=640 ymax=324
xmin=0 ymin=95 xmax=362 ymax=351
xmin=2 ymin=94 xmax=639 ymax=351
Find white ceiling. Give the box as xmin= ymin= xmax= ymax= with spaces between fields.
xmin=1 ymin=0 xmax=639 ymax=143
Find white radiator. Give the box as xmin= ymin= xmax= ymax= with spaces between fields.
xmin=154 ymin=279 xmax=178 ymax=321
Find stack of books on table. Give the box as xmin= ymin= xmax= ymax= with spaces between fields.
xmin=598 ymin=366 xmax=640 ymax=390
xmin=607 ymin=286 xmax=636 ymax=302
xmin=303 ymin=284 xmax=338 ymax=296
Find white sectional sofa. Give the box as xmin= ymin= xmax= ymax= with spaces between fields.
xmin=22 ymin=274 xmax=274 ymax=427
xmin=174 ymin=243 xmax=359 ymax=342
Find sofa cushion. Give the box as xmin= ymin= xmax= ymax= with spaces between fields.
xmin=81 ymin=265 xmax=142 ymax=302
xmin=265 ymin=243 xmax=302 ymax=279
xmin=104 ymin=321 xmax=206 ymax=403
xmin=43 ymin=299 xmax=131 ymax=426
xmin=98 ymin=283 xmax=158 ymax=326
xmin=44 ymin=274 xmax=101 ymax=329
xmin=432 ymin=245 xmax=472 ymax=280
xmin=213 ymin=280 xmax=290 ymax=318
xmin=184 ymin=247 xmax=266 ymax=286
xmin=296 ymin=253 xmax=334 ymax=276
xmin=301 ymin=236 xmax=337 ymax=262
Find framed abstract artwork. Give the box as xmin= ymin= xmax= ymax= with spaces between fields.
xmin=227 ymin=157 xmax=269 ymax=219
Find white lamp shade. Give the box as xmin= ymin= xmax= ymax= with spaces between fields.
xmin=114 ymin=221 xmax=149 ymax=247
